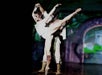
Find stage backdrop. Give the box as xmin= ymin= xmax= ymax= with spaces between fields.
xmin=65 ymin=17 xmax=102 ymax=64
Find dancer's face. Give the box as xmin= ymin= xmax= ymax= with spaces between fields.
xmin=33 ymin=13 xmax=42 ymax=23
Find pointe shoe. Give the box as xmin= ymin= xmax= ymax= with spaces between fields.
xmin=38 ymin=62 xmax=47 ymax=72
xmin=45 ymin=66 xmax=50 ymax=71
xmin=76 ymin=8 xmax=82 ymax=12
xmin=38 ymin=69 xmax=45 ymax=73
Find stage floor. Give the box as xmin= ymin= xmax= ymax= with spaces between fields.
xmin=32 ymin=62 xmax=102 ymax=75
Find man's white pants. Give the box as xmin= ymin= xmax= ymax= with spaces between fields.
xmin=54 ymin=37 xmax=61 ymax=63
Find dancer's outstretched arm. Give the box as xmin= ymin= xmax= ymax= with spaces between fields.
xmin=32 ymin=3 xmax=45 ymax=19
xmin=34 ymin=3 xmax=48 ymax=17
xmin=32 ymin=8 xmax=35 ymax=20
xmin=45 ymin=3 xmax=61 ymax=22
xmin=35 ymin=3 xmax=45 ymax=13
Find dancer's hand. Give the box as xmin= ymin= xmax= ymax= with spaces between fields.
xmin=35 ymin=3 xmax=41 ymax=7
xmin=55 ymin=3 xmax=62 ymax=8
xmin=75 ymin=8 xmax=82 ymax=13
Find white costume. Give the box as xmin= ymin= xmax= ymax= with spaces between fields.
xmin=35 ymin=11 xmax=66 ymax=63
xmin=33 ymin=4 xmax=81 ymax=74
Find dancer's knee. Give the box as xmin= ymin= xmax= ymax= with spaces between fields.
xmin=47 ymin=55 xmax=51 ymax=61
